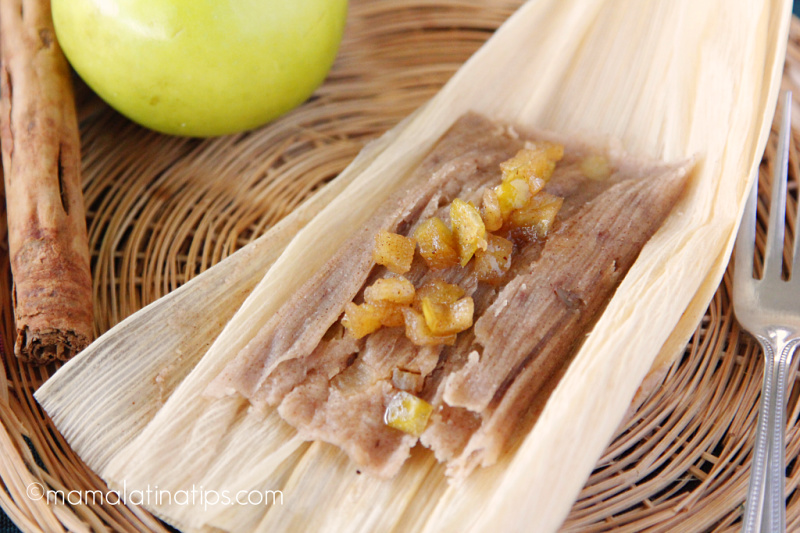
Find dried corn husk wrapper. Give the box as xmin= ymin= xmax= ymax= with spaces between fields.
xmin=36 ymin=0 xmax=791 ymax=531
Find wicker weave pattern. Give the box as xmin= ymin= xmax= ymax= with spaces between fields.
xmin=0 ymin=2 xmax=797 ymax=531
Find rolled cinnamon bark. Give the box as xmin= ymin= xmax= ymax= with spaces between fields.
xmin=0 ymin=0 xmax=93 ymax=363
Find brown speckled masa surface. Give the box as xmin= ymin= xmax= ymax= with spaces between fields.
xmin=0 ymin=2 xmax=798 ymax=532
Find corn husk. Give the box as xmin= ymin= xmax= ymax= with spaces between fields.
xmin=36 ymin=0 xmax=791 ymax=531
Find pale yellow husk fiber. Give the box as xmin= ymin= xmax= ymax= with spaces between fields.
xmin=36 ymin=0 xmax=791 ymax=531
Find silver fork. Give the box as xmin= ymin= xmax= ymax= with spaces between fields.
xmin=736 ymin=90 xmax=800 ymax=533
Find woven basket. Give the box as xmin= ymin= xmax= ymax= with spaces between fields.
xmin=0 ymin=1 xmax=798 ymax=531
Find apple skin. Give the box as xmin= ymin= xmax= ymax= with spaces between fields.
xmin=52 ymin=0 xmax=348 ymax=137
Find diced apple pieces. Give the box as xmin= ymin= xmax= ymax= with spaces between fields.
xmin=450 ymin=199 xmax=487 ymax=266
xmin=414 ymin=279 xmax=465 ymax=310
xmin=342 ymin=302 xmax=383 ymax=339
xmin=373 ymin=230 xmax=416 ymax=274
xmin=372 ymin=302 xmax=406 ymax=328
xmin=500 ymin=144 xmax=563 ymax=185
xmin=384 ymin=391 xmax=433 ymax=437
xmin=474 ymin=234 xmax=513 ymax=284
xmin=487 ymin=144 xmax=563 ymax=230
xmin=402 ymin=308 xmax=457 ymax=346
xmin=364 ymin=277 xmax=415 ymax=305
xmin=494 ymin=179 xmax=531 ymax=216
xmin=344 ymin=141 xmax=565 ymax=347
xmin=495 ymin=145 xmax=564 ymax=239
xmin=413 ymin=217 xmax=459 ymax=270
xmin=510 ymin=192 xmax=564 ymax=238
xmin=362 ymin=277 xmax=415 ymax=328
xmin=421 ymin=296 xmax=474 ymax=336
xmin=342 ymin=300 xmax=407 ymax=337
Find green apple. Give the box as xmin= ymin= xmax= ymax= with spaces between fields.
xmin=52 ymin=0 xmax=348 ymax=137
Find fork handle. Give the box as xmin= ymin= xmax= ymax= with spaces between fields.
xmin=743 ymin=342 xmax=776 ymax=533
xmin=765 ymin=338 xmax=799 ymax=533
xmin=744 ymin=336 xmax=799 ymax=533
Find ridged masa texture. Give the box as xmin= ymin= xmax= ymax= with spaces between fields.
xmin=0 ymin=1 xmax=795 ymax=531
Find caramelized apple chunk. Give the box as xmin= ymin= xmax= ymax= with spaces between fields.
xmin=372 ymin=302 xmax=406 ymax=328
xmin=421 ymin=296 xmax=474 ymax=336
xmin=500 ymin=144 xmax=563 ymax=185
xmin=413 ymin=217 xmax=459 ymax=270
xmin=494 ymin=178 xmax=531 ymax=216
xmin=450 ymin=199 xmax=487 ymax=266
xmin=402 ymin=308 xmax=456 ymax=346
xmin=413 ymin=279 xmax=465 ymax=311
xmin=495 ymin=144 xmax=564 ymax=218
xmin=384 ymin=391 xmax=433 ymax=437
xmin=474 ymin=233 xmax=513 ymax=284
xmin=341 ymin=302 xmax=383 ymax=339
xmin=510 ymin=192 xmax=564 ymax=238
xmin=364 ymin=277 xmax=415 ymax=305
xmin=362 ymin=277 xmax=415 ymax=328
xmin=373 ymin=230 xmax=416 ymax=274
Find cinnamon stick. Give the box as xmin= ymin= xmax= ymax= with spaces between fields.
xmin=0 ymin=0 xmax=93 ymax=363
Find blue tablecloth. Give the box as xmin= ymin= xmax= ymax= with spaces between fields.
xmin=0 ymin=513 xmax=17 ymax=533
